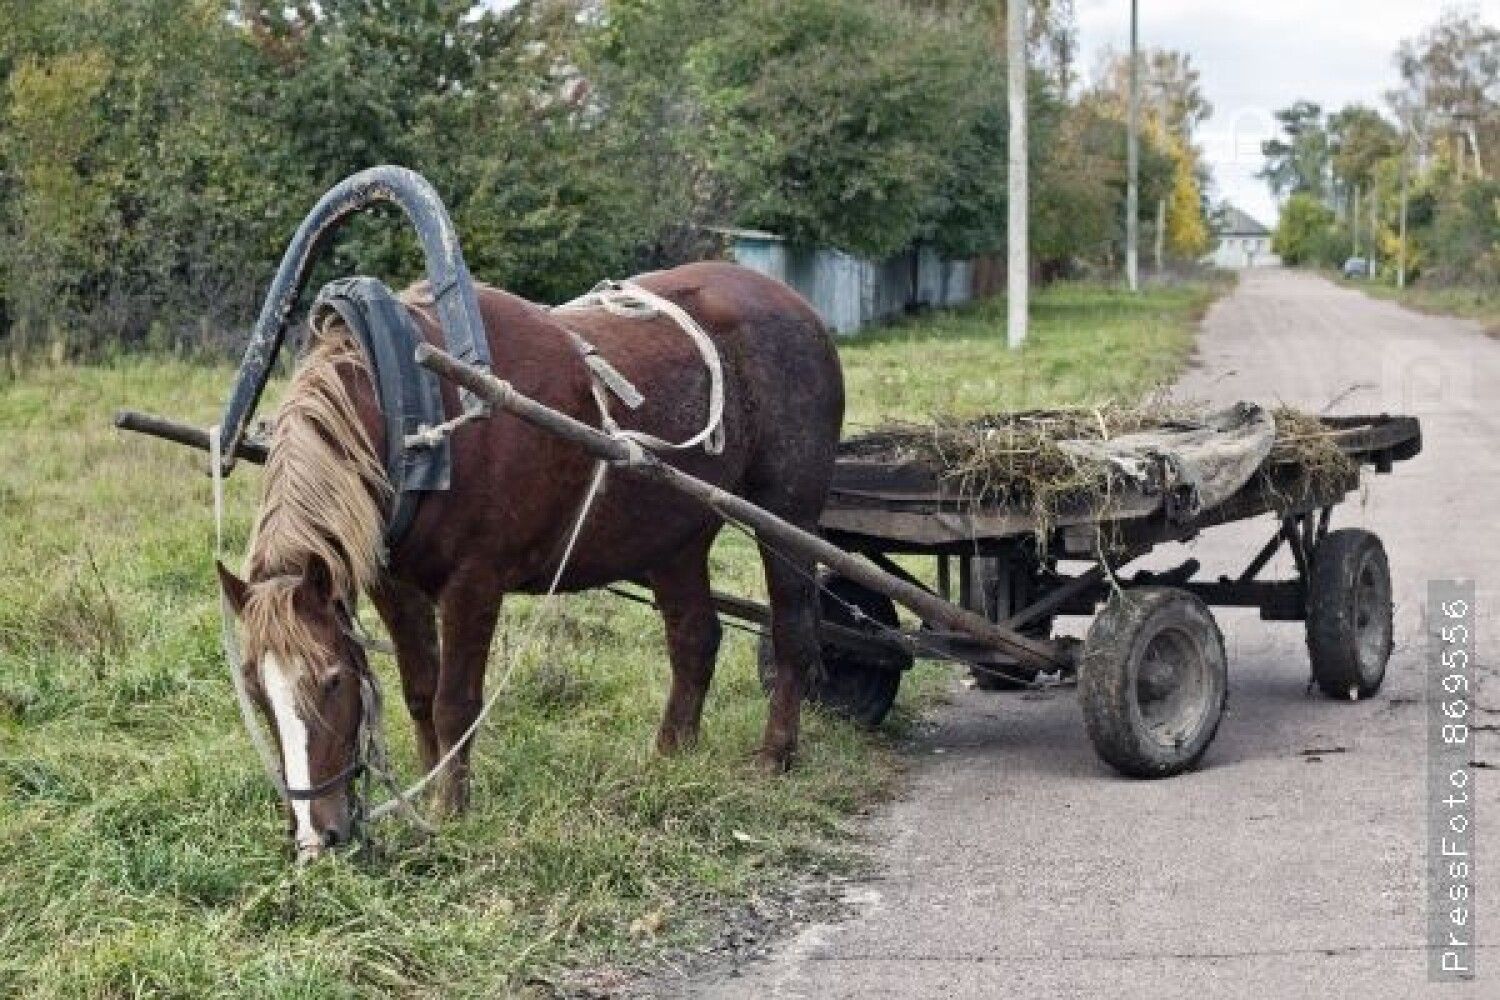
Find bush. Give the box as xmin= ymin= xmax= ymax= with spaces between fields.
xmin=1425 ymin=178 xmax=1500 ymax=286
xmin=1272 ymin=193 xmax=1348 ymax=266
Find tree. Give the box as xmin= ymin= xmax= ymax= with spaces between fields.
xmin=1 ymin=0 xmax=284 ymax=346
xmin=916 ymin=0 xmax=1079 ymax=94
xmin=1396 ymin=10 xmax=1500 ymax=177
xmin=1087 ymin=48 xmax=1206 ymax=262
xmin=685 ymin=0 xmax=1004 ymax=259
xmin=1096 ymin=47 xmax=1213 ymax=142
xmin=1329 ymin=105 xmax=1398 ymax=191
xmin=1260 ymin=101 xmax=1331 ymax=200
xmin=1272 ymin=192 xmax=1339 ymax=266
xmin=1164 ymin=132 xmax=1209 ymax=257
xmin=1 ymin=49 xmax=113 ymax=338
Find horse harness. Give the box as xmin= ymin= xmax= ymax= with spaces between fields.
xmin=308 ymin=276 xmax=726 ymax=553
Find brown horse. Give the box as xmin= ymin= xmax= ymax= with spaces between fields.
xmin=215 ymin=261 xmax=845 ymax=859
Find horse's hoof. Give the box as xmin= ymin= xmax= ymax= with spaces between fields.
xmin=755 ymin=747 xmax=795 ymax=775
xmin=655 ymin=726 xmax=699 ymax=756
xmin=431 ymin=778 xmax=470 ymax=818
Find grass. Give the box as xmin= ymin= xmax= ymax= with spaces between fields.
xmin=1340 ymin=277 xmax=1500 ymax=334
xmin=0 ymin=278 xmax=1227 ymax=998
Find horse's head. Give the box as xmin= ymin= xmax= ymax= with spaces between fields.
xmin=217 ymin=560 xmax=369 ymax=861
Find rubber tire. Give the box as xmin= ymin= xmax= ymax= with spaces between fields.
xmin=1079 ymin=587 xmax=1228 ymax=778
xmin=757 ymin=574 xmax=910 ymax=727
xmin=1306 ymin=529 xmax=1393 ymax=700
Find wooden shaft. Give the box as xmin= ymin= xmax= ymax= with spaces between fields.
xmin=414 ymin=343 xmax=1069 ymax=670
xmin=115 ymin=410 xmax=268 ymax=466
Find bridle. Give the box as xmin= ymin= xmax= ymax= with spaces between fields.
xmin=222 ymin=586 xmax=430 ymax=852
xmin=280 ymin=617 xmax=376 ymax=807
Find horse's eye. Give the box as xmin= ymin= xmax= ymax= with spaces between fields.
xmin=322 ymin=671 xmax=342 ymax=696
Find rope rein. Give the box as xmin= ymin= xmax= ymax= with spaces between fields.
xmin=212 ymin=425 xmax=292 ymax=802
xmin=364 ymin=458 xmax=609 ymax=823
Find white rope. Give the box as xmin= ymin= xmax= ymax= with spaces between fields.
xmin=212 ymin=425 xmax=292 ymax=801
xmin=366 ymin=458 xmax=610 ymax=822
xmin=555 ymin=280 xmax=726 ymax=455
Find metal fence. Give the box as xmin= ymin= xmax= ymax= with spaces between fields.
xmin=722 ymin=230 xmax=979 ymax=335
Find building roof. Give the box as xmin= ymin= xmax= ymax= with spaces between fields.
xmin=1218 ymin=206 xmax=1270 ymax=237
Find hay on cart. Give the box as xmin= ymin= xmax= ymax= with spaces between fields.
xmin=842 ymin=403 xmax=1357 ymax=538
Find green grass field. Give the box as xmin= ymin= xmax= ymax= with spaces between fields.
xmin=1342 ymin=278 xmax=1500 ymax=334
xmin=0 ymin=279 xmax=1225 ymax=998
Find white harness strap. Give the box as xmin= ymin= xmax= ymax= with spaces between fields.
xmin=211 ymin=424 xmax=292 ymax=802
xmin=554 ymin=280 xmax=727 ymax=456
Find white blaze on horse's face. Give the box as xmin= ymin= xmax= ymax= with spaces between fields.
xmin=260 ymin=652 xmax=319 ymax=856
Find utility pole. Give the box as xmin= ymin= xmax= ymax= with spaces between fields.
xmin=1398 ymin=143 xmax=1409 ymax=289
xmin=1154 ymin=198 xmax=1166 ymax=273
xmin=1351 ymin=184 xmax=1360 ymax=258
xmin=1369 ymin=181 xmax=1379 ymax=277
xmin=1125 ymin=0 xmax=1140 ymax=292
xmin=1007 ymin=0 xmax=1029 ymax=348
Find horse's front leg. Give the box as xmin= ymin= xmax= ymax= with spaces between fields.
xmin=369 ymin=576 xmax=442 ymax=774
xmin=434 ymin=569 xmax=503 ymax=816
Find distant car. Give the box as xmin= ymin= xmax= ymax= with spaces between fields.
xmin=1342 ymin=257 xmax=1371 ymax=279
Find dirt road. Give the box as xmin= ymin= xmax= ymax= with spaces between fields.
xmin=671 ymin=269 xmax=1497 ymax=999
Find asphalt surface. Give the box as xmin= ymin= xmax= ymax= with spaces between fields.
xmin=669 ymin=269 xmax=1498 ymax=999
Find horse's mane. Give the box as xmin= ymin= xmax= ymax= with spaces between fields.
xmin=241 ymin=316 xmax=390 ymax=679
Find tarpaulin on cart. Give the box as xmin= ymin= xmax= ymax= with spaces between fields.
xmin=1057 ymin=402 xmax=1276 ymax=524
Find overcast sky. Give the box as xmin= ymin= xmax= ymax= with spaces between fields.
xmin=1073 ymin=0 xmax=1500 ymax=226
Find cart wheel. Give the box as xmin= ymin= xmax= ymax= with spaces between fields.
xmin=1080 ymin=587 xmax=1228 ymax=778
xmin=1306 ymin=529 xmax=1393 ymax=700
xmin=758 ymin=574 xmax=911 ymax=727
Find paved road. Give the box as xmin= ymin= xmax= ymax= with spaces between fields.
xmin=673 ymin=269 xmax=1498 ymax=999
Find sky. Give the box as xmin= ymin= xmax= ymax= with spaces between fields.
xmin=1073 ymin=0 xmax=1500 ymax=227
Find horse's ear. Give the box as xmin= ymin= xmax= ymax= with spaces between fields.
xmin=215 ymin=561 xmax=250 ymax=616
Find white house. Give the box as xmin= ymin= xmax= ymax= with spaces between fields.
xmin=1210 ymin=206 xmax=1276 ymax=268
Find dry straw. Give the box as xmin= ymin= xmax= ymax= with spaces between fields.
xmin=844 ymin=402 xmax=1358 ymax=538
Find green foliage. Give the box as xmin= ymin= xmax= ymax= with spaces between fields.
xmin=1272 ymin=193 xmax=1343 ymax=266
xmin=1072 ymin=52 xmax=1191 ymax=267
xmin=1328 ymin=105 xmax=1398 ymax=189
xmin=1427 ymin=177 xmax=1500 ymax=285
xmin=684 ymin=0 xmax=1002 ymax=260
xmin=1259 ymin=100 xmax=1331 ymax=200
xmin=1265 ymin=10 xmax=1499 ymax=291
xmin=0 ymin=0 xmax=1201 ymax=351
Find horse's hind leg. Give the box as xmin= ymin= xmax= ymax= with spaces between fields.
xmin=647 ymin=531 xmax=722 ymax=755
xmin=756 ymin=539 xmax=821 ymax=773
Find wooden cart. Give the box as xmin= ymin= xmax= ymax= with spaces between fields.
xmin=722 ymin=413 xmax=1422 ymax=776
